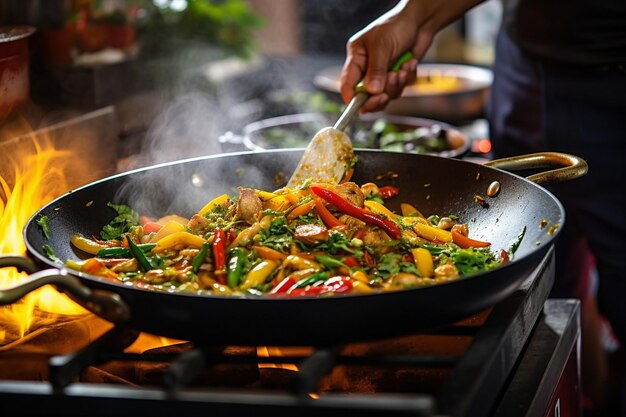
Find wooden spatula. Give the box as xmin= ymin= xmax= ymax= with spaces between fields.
xmin=287 ymin=52 xmax=414 ymax=187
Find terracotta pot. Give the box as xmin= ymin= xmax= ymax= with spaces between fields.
xmin=0 ymin=26 xmax=35 ymax=118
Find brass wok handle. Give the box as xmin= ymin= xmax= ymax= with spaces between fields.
xmin=484 ymin=152 xmax=588 ymax=185
xmin=0 ymin=256 xmax=131 ymax=323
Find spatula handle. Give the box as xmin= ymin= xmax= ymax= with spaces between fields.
xmin=333 ymin=51 xmax=414 ymax=132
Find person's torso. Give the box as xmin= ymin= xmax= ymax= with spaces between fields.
xmin=502 ymin=0 xmax=626 ymax=65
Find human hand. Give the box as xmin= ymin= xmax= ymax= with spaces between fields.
xmin=340 ymin=0 xmax=481 ymax=112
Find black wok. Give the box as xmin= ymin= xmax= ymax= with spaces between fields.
xmin=0 ymin=150 xmax=586 ymax=346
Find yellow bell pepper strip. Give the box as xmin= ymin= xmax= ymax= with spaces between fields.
xmin=313 ymin=195 xmax=344 ymax=229
xmin=148 ymin=221 xmax=186 ymax=244
xmin=127 ymin=236 xmax=154 ymax=271
xmin=255 ymin=190 xmax=277 ymax=201
xmin=251 ymin=245 xmax=287 ymax=261
xmin=311 ymin=185 xmax=402 ymax=240
xmin=192 ymin=241 xmax=210 ymax=274
xmin=155 ymin=214 xmax=188 ymax=226
xmin=412 ymin=222 xmax=452 ymax=243
xmin=228 ymin=223 xmax=261 ymax=250
xmin=70 ymin=234 xmax=111 ymax=255
xmin=239 ymin=259 xmax=279 ymax=290
xmin=227 ymin=247 xmax=248 ymax=288
xmin=287 ymin=200 xmax=316 ymax=220
xmin=213 ymin=228 xmax=227 ymax=283
xmin=411 ymin=248 xmax=434 ymax=278
xmin=364 ymin=200 xmax=398 ymax=221
xmin=451 ymin=230 xmax=491 ymax=249
xmin=400 ymin=203 xmax=427 ymax=219
xmin=265 ymin=195 xmax=292 ymax=212
xmin=153 ymin=231 xmax=206 ymax=252
xmin=198 ymin=194 xmax=230 ymax=216
xmin=283 ymin=254 xmax=322 ymax=271
xmin=79 ymin=258 xmax=119 ymax=280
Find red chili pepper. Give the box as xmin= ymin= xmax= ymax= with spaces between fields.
xmin=499 ymin=249 xmax=510 ymax=263
xmin=322 ymin=275 xmax=353 ymax=293
xmin=342 ymin=256 xmax=360 ymax=268
xmin=379 ymin=185 xmax=399 ymax=199
xmin=310 ymin=185 xmax=402 ymax=240
xmin=269 ymin=276 xmax=296 ymax=294
xmin=213 ymin=227 xmax=227 ymax=283
xmin=287 ymin=286 xmax=325 ymax=296
xmin=451 ymin=230 xmax=491 ymax=249
xmin=312 ymin=195 xmax=344 ymax=229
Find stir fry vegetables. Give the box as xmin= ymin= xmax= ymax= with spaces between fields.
xmin=66 ymin=181 xmax=515 ymax=298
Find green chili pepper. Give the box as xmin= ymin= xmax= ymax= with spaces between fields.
xmin=295 ymin=271 xmax=329 ymax=288
xmin=96 ymin=244 xmax=156 ymax=258
xmin=227 ymin=247 xmax=248 ymax=288
xmin=315 ymin=255 xmax=349 ymax=271
xmin=192 ymin=241 xmax=210 ymax=274
xmin=126 ymin=236 xmax=154 ymax=271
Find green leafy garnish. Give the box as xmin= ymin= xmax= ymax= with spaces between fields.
xmin=100 ymin=202 xmax=140 ymax=240
xmin=42 ymin=244 xmax=63 ymax=264
xmin=374 ymin=253 xmax=419 ymax=279
xmin=313 ymin=230 xmax=356 ymax=255
xmin=448 ymin=247 xmax=500 ymax=276
xmin=36 ymin=215 xmax=50 ymax=239
xmin=258 ymin=216 xmax=293 ymax=252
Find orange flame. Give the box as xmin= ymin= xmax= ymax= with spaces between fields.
xmin=0 ymin=133 xmax=88 ymax=345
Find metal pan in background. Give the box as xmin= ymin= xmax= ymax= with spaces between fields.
xmin=221 ymin=112 xmax=470 ymax=158
xmin=314 ymin=63 xmax=493 ymax=122
xmin=0 ymin=150 xmax=586 ymax=346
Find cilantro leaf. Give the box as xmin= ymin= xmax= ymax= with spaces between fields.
xmin=43 ymin=244 xmax=63 ymax=264
xmin=313 ymin=231 xmax=355 ymax=255
xmin=258 ymin=216 xmax=293 ymax=252
xmin=449 ymin=247 xmax=500 ymax=276
xmin=36 ymin=215 xmax=50 ymax=239
xmin=100 ymin=202 xmax=140 ymax=240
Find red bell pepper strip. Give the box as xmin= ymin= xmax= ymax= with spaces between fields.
xmin=287 ymin=286 xmax=325 ymax=297
xmin=312 ymin=195 xmax=345 ymax=229
xmin=142 ymin=222 xmax=163 ymax=235
xmin=322 ymin=275 xmax=353 ymax=293
xmin=451 ymin=230 xmax=491 ymax=249
xmin=269 ymin=276 xmax=297 ymax=294
xmin=285 ymin=275 xmax=353 ymax=296
xmin=379 ymin=185 xmax=399 ymax=199
xmin=310 ymin=185 xmax=402 ymax=240
xmin=213 ymin=228 xmax=227 ymax=283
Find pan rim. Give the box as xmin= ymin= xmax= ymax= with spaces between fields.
xmin=23 ymin=149 xmax=565 ymax=302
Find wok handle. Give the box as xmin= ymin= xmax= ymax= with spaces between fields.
xmin=484 ymin=152 xmax=588 ymax=185
xmin=0 ymin=256 xmax=131 ymax=324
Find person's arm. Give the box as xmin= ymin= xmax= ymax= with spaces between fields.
xmin=340 ymin=0 xmax=484 ymax=112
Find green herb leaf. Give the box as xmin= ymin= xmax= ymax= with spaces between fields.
xmin=100 ymin=202 xmax=140 ymax=240
xmin=36 ymin=215 xmax=51 ymax=239
xmin=42 ymin=244 xmax=63 ymax=264
xmin=449 ymin=247 xmax=500 ymax=276
xmin=259 ymin=216 xmax=293 ymax=252
xmin=313 ymin=231 xmax=355 ymax=255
